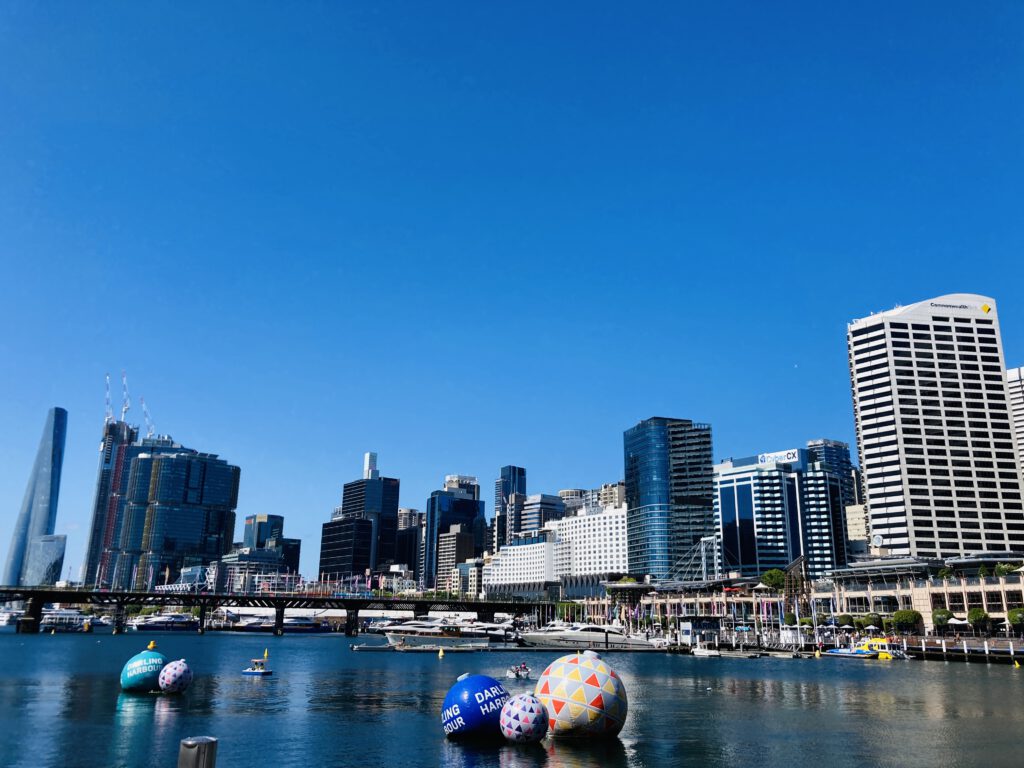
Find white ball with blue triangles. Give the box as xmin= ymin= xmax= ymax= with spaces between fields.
xmin=499 ymin=693 xmax=548 ymax=743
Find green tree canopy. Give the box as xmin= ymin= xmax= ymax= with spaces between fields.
xmin=977 ymin=565 xmax=990 ymax=578
xmin=967 ymin=608 xmax=990 ymax=627
xmin=938 ymin=567 xmax=953 ymax=579
xmin=932 ymin=608 xmax=953 ymax=627
xmin=783 ymin=612 xmax=797 ymax=626
xmin=1007 ymin=608 xmax=1024 ymax=627
xmin=892 ymin=610 xmax=923 ymax=631
xmin=837 ymin=614 xmax=853 ymax=627
xmin=761 ymin=569 xmax=786 ymax=591
xmin=994 ymin=563 xmax=1019 ymax=577
xmin=864 ymin=612 xmax=883 ymax=628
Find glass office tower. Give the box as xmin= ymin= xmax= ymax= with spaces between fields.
xmin=133 ymin=451 xmax=240 ymax=590
xmin=3 ymin=407 xmax=67 ymax=587
xmin=421 ymin=476 xmax=486 ymax=589
xmin=493 ymin=465 xmax=526 ymax=552
xmin=243 ymin=514 xmax=285 ymax=550
xmin=623 ymin=417 xmax=714 ymax=580
xmin=21 ymin=534 xmax=67 ymax=586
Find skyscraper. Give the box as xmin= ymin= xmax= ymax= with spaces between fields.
xmin=331 ymin=453 xmax=400 ymax=571
xmin=493 ymin=466 xmax=526 ymax=553
xmin=623 ymin=416 xmax=714 ymax=580
xmin=81 ymin=419 xmax=139 ymax=586
xmin=133 ymin=451 xmax=240 ymax=590
xmin=421 ymin=475 xmax=486 ymax=589
xmin=848 ymin=294 xmax=1024 ymax=558
xmin=3 ymin=407 xmax=67 ymax=587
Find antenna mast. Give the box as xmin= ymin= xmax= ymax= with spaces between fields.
xmin=140 ymin=396 xmax=155 ymax=438
xmin=104 ymin=373 xmax=114 ymax=424
xmin=120 ymin=370 xmax=131 ymax=422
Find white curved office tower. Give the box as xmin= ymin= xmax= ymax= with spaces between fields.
xmin=848 ymin=294 xmax=1024 ymax=559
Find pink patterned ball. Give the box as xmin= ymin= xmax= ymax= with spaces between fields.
xmin=499 ymin=693 xmax=549 ymax=743
xmin=158 ymin=659 xmax=193 ymax=694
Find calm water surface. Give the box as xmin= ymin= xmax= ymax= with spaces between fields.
xmin=0 ymin=630 xmax=1020 ymax=768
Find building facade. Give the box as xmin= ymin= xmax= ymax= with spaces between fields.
xmin=623 ymin=416 xmax=714 ymax=580
xmin=243 ymin=514 xmax=284 ymax=550
xmin=3 ymin=407 xmax=68 ymax=587
xmin=848 ymin=294 xmax=1024 ymax=559
xmin=319 ymin=516 xmax=373 ymax=581
xmin=520 ymin=494 xmax=567 ymax=532
xmin=714 ymin=444 xmax=850 ymax=580
xmin=1009 ymin=367 xmax=1024 ymax=472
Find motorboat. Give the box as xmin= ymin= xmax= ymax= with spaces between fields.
xmin=691 ymin=645 xmax=722 ymax=657
xmin=0 ymin=610 xmax=24 ymax=627
xmin=824 ymin=639 xmax=907 ymax=660
xmin=243 ymin=650 xmax=273 ymax=677
xmin=384 ymin=617 xmax=490 ymax=649
xmin=41 ymin=609 xmax=101 ymax=633
xmin=519 ymin=622 xmax=655 ymax=649
xmin=128 ymin=613 xmax=200 ymax=632
xmin=506 ymin=663 xmax=531 ymax=680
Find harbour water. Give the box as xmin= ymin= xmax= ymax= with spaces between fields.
xmin=1 ymin=631 xmax=1021 ymax=768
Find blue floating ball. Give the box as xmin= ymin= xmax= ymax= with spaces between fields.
xmin=120 ymin=647 xmax=167 ymax=693
xmin=158 ymin=659 xmax=193 ymax=694
xmin=441 ymin=673 xmax=510 ymax=740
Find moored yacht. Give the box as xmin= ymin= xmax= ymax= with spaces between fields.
xmin=384 ymin=617 xmax=490 ymax=649
xmin=128 ymin=613 xmax=200 ymax=632
xmin=519 ymin=622 xmax=655 ymax=649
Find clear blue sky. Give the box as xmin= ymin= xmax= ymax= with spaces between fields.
xmin=1 ymin=3 xmax=1022 ymax=579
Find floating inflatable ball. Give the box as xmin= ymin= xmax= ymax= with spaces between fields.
xmin=158 ymin=659 xmax=193 ymax=694
xmin=499 ymin=693 xmax=548 ymax=743
xmin=534 ymin=650 xmax=627 ymax=739
xmin=120 ymin=641 xmax=167 ymax=693
xmin=441 ymin=673 xmax=510 ymax=740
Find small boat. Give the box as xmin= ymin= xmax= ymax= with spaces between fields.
xmin=505 ymin=663 xmax=531 ymax=680
xmin=691 ymin=646 xmax=722 ymax=657
xmin=824 ymin=639 xmax=906 ymax=660
xmin=243 ymin=650 xmax=273 ymax=677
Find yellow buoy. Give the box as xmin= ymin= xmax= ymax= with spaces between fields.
xmin=438 ymin=648 xmax=445 ymax=659
xmin=815 ymin=650 xmax=821 ymax=659
xmin=147 ymin=640 xmax=157 ymax=650
xmin=1014 ymin=660 xmax=1020 ymax=669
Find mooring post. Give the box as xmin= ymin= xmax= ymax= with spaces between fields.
xmin=344 ymin=609 xmax=360 ymax=637
xmin=177 ymin=736 xmax=217 ymax=768
xmin=197 ymin=603 xmax=206 ymax=635
xmin=16 ymin=597 xmax=43 ymax=634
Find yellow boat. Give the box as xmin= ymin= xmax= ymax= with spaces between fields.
xmin=824 ymin=638 xmax=906 ymax=660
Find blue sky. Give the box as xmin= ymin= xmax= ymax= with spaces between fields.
xmin=1 ymin=3 xmax=1022 ymax=578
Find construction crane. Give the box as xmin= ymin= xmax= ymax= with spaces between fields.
xmin=140 ymin=396 xmax=155 ymax=438
xmin=104 ymin=373 xmax=114 ymax=424
xmin=120 ymin=370 xmax=131 ymax=422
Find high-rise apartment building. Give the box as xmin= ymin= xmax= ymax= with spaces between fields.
xmin=715 ymin=444 xmax=850 ymax=579
xmin=623 ymin=417 xmax=714 ymax=580
xmin=3 ymin=407 xmax=67 ymax=587
xmin=1009 ymin=367 xmax=1024 ymax=471
xmin=493 ymin=466 xmax=526 ymax=553
xmin=421 ymin=475 xmax=486 ymax=588
xmin=848 ymin=294 xmax=1024 ymax=558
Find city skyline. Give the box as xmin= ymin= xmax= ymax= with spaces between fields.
xmin=2 ymin=5 xmax=1023 ymax=579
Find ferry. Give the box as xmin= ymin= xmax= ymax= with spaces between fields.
xmin=824 ymin=638 xmax=908 ymax=660
xmin=519 ymin=622 xmax=656 ymax=650
xmin=41 ymin=609 xmax=109 ymax=633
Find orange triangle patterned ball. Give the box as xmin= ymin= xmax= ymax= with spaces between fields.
xmin=533 ymin=650 xmax=628 ymax=738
